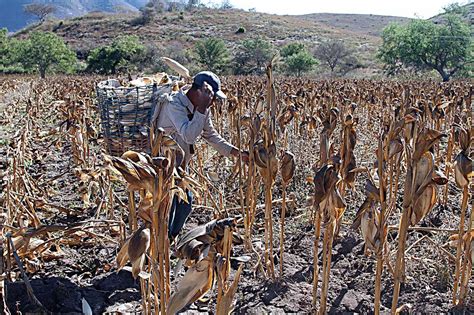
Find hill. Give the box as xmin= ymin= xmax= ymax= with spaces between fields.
xmin=14 ymin=8 xmax=398 ymax=76
xmin=300 ymin=13 xmax=411 ymax=37
xmin=0 ymin=0 xmax=148 ymax=32
xmin=429 ymin=2 xmax=474 ymax=25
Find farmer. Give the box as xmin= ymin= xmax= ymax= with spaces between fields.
xmin=154 ymin=71 xmax=249 ymax=240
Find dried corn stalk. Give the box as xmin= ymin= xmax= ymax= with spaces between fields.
xmin=352 ymin=134 xmax=389 ymax=315
xmin=242 ymin=114 xmax=262 ymax=250
xmin=352 ymin=178 xmax=384 ymax=256
xmin=452 ymin=126 xmax=473 ymax=305
xmin=391 ymin=127 xmax=447 ymax=313
xmin=107 ymin=150 xmax=176 ymax=314
xmin=384 ymin=119 xmax=404 ymax=208
xmin=317 ymin=107 xmax=339 ymax=166
xmin=253 ymin=136 xmax=278 ymax=278
xmin=312 ymin=164 xmax=346 ymax=313
xmin=168 ymin=218 xmax=243 ymax=314
xmin=251 ymin=57 xmax=279 ymax=279
xmin=340 ymin=114 xmax=357 ymax=191
xmin=450 ymin=230 xmax=474 ymax=305
xmin=279 ymin=151 xmax=295 ymax=276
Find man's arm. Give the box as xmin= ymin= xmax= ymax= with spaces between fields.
xmin=201 ymin=113 xmax=250 ymax=163
xmin=201 ymin=113 xmax=235 ymax=157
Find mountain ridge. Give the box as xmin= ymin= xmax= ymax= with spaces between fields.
xmin=0 ymin=0 xmax=148 ymax=31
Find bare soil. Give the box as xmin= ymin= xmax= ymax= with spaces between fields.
xmin=0 ymin=75 xmax=472 ymax=314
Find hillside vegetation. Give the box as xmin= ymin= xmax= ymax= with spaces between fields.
xmin=4 ymin=3 xmax=473 ymax=79
xmin=15 ymin=8 xmax=393 ymax=76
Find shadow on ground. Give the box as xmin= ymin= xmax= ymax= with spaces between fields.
xmin=6 ymin=270 xmax=140 ymax=314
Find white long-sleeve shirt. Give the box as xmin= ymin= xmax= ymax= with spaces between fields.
xmin=155 ymin=90 xmax=234 ymax=165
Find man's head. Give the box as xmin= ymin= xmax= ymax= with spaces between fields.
xmin=188 ymin=71 xmax=226 ymax=111
xmin=192 ymin=71 xmax=227 ymax=99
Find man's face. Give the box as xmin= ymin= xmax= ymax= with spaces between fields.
xmin=199 ymin=82 xmax=216 ymax=108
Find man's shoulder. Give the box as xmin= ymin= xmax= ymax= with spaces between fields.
xmin=166 ymin=91 xmax=188 ymax=108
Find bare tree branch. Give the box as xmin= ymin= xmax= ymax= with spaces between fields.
xmin=314 ymin=40 xmax=359 ymax=75
xmin=23 ymin=3 xmax=56 ymax=23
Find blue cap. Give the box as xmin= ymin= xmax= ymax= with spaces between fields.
xmin=193 ymin=71 xmax=227 ymax=99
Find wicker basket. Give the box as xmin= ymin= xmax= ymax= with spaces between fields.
xmin=96 ymin=79 xmax=172 ymax=156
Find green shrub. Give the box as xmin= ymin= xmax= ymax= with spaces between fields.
xmin=194 ymin=38 xmax=230 ymax=74
xmin=280 ymin=42 xmax=317 ymax=76
xmin=86 ymin=35 xmax=145 ymax=74
xmin=233 ymin=37 xmax=274 ymax=75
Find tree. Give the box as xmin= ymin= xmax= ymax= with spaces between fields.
xmin=280 ymin=42 xmax=317 ymax=76
xmin=441 ymin=3 xmax=469 ymax=19
xmin=285 ymin=51 xmax=318 ymax=76
xmin=377 ymin=13 xmax=472 ymax=81
xmin=15 ymin=31 xmax=77 ymax=78
xmin=233 ymin=37 xmax=274 ymax=75
xmin=0 ymin=29 xmax=24 ymax=73
xmin=131 ymin=2 xmax=156 ymax=25
xmin=281 ymin=42 xmax=305 ymax=58
xmin=194 ymin=38 xmax=230 ymax=74
xmin=314 ymin=39 xmax=358 ymax=74
xmin=23 ymin=3 xmax=56 ymax=23
xmin=455 ymin=41 xmax=473 ymax=79
xmin=87 ymin=35 xmax=145 ymax=74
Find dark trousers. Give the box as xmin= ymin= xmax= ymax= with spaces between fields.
xmin=168 ymin=189 xmax=193 ymax=239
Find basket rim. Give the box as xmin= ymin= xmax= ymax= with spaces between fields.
xmin=96 ymin=77 xmax=181 ymax=91
xmin=96 ymin=83 xmax=159 ymax=91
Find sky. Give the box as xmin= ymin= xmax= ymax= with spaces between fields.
xmin=216 ymin=0 xmax=471 ymax=19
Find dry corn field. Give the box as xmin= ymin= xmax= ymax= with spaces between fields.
xmin=0 ymin=72 xmax=472 ymax=314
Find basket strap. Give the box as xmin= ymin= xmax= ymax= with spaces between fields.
xmin=151 ymin=94 xmax=168 ymax=129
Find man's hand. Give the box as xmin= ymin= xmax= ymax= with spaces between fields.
xmin=231 ymin=148 xmax=250 ymax=164
xmin=195 ymin=83 xmax=216 ymax=114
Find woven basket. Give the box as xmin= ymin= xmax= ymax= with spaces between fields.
xmin=96 ymin=79 xmax=172 ymax=156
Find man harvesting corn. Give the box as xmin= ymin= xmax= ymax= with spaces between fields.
xmin=155 ymin=71 xmax=249 ymax=240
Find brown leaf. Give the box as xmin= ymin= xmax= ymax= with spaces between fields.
xmin=116 ymin=239 xmax=130 ymax=271
xmin=360 ymin=207 xmax=379 ymax=252
xmin=280 ymin=151 xmax=295 ymax=184
xmin=128 ymin=226 xmax=150 ymax=263
xmin=216 ymin=264 xmax=244 ymax=315
xmin=454 ymin=152 xmax=472 ymax=188
xmin=412 ymin=129 xmax=446 ymax=161
xmin=413 ymin=152 xmax=434 ymax=196
xmin=351 ymin=197 xmax=371 ymax=230
xmin=411 ymin=185 xmax=436 ymax=226
xmin=167 ymin=256 xmax=214 ymax=315
xmin=388 ymin=139 xmax=403 ymax=160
